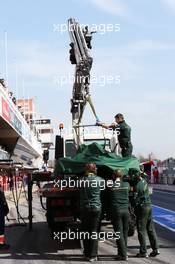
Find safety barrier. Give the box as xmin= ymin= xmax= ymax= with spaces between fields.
xmin=0 ymin=175 xmax=22 ymax=191
xmin=160 ymin=174 xmax=175 ymax=185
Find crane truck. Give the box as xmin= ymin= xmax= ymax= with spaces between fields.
xmin=33 ymin=18 xmax=139 ymax=236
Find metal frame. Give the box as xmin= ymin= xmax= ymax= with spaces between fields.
xmin=68 ymin=18 xmax=95 ymax=149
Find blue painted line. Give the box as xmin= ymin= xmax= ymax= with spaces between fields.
xmin=152 ymin=205 xmax=175 ymax=232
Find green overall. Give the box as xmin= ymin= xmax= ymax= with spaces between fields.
xmin=109 ymin=179 xmax=130 ymax=258
xmin=79 ymin=174 xmax=103 ymax=258
xmin=117 ymin=121 xmax=133 ymax=157
xmin=134 ymin=178 xmax=159 ymax=254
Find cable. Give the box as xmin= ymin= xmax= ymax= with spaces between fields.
xmin=40 ymin=196 xmax=47 ymax=210
xmin=102 ymin=128 xmax=107 ymax=149
xmin=86 ymin=95 xmax=100 ymax=122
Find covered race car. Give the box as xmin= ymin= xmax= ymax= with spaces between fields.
xmin=55 ymin=142 xmax=140 ymax=177
xmin=42 ymin=143 xmax=139 ymax=235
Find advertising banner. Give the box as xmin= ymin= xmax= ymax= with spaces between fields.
xmin=1 ymin=97 xmax=11 ymax=122
xmin=1 ymin=96 xmax=22 ymax=135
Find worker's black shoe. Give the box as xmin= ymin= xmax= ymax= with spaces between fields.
xmin=0 ymin=244 xmax=10 ymax=250
xmin=149 ymin=250 xmax=160 ymax=257
xmin=115 ymin=255 xmax=128 ymax=261
xmin=89 ymin=256 xmax=97 ymax=262
xmin=135 ymin=252 xmax=148 ymax=258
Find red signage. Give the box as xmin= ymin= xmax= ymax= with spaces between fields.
xmin=1 ymin=97 xmax=10 ymax=122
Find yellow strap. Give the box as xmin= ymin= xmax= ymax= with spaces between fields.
xmin=86 ymin=95 xmax=99 ymax=121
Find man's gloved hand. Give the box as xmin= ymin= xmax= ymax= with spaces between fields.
xmin=110 ymin=122 xmax=117 ymax=128
xmin=96 ymin=121 xmax=103 ymax=126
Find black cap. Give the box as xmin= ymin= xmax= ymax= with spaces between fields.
xmin=128 ymin=168 xmax=140 ymax=176
xmin=114 ymin=113 xmax=124 ymax=119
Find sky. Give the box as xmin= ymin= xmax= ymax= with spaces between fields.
xmin=0 ymin=0 xmax=175 ymax=160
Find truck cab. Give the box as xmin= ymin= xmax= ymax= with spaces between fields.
xmin=55 ymin=131 xmax=119 ymax=159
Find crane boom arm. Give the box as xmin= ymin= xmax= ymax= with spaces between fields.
xmin=68 ymin=18 xmax=95 ymax=148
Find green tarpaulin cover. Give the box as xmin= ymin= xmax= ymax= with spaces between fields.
xmin=55 ymin=143 xmax=140 ymax=176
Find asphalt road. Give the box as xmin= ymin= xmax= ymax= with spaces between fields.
xmin=0 ymin=189 xmax=174 ymax=264
xmin=151 ymin=190 xmax=175 ymax=212
xmin=151 ymin=190 xmax=175 ymax=246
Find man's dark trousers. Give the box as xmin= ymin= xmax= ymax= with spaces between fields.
xmin=112 ymin=208 xmax=128 ymax=258
xmin=0 ymin=198 xmax=5 ymax=244
xmin=121 ymin=143 xmax=133 ymax=157
xmin=136 ymin=205 xmax=159 ymax=254
xmin=81 ymin=208 xmax=101 ymax=258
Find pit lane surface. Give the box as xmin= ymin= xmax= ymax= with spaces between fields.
xmin=0 ymin=191 xmax=174 ymax=264
xmin=151 ymin=189 xmax=175 ymax=248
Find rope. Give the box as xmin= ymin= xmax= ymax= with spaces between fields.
xmin=86 ymin=95 xmax=100 ymax=122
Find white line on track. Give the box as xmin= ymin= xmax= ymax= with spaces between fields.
xmin=153 ymin=205 xmax=175 ymax=214
xmin=153 ymin=205 xmax=175 ymax=232
xmin=153 ymin=220 xmax=175 ymax=233
xmin=153 ymin=190 xmax=175 ymax=196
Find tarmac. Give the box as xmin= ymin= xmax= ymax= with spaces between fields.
xmin=151 ymin=183 xmax=175 ymax=192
